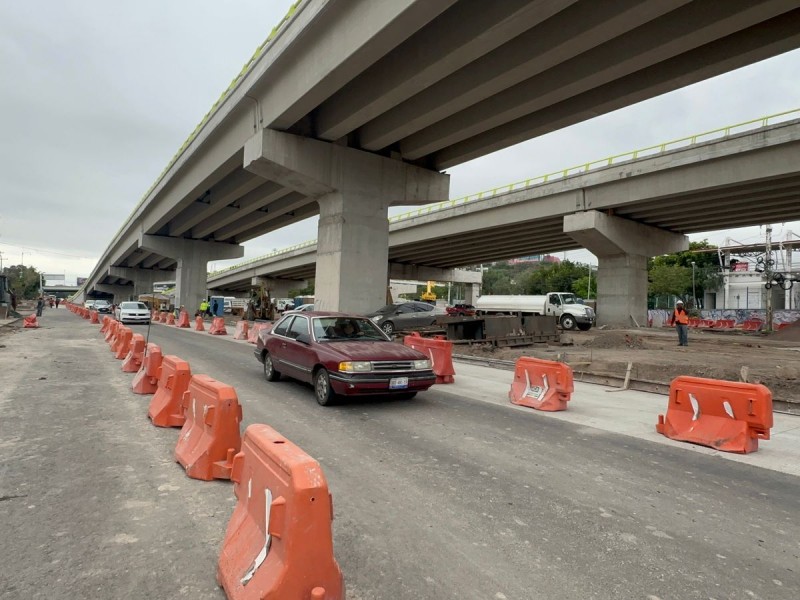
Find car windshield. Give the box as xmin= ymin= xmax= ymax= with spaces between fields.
xmin=120 ymin=302 xmax=147 ymax=310
xmin=312 ymin=317 xmax=389 ymax=341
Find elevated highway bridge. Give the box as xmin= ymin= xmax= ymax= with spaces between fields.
xmin=74 ymin=0 xmax=800 ymax=324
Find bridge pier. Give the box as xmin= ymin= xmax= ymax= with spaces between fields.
xmin=108 ymin=267 xmax=168 ymax=300
xmin=244 ymin=129 xmax=448 ymax=314
xmin=94 ymin=284 xmax=134 ymax=303
xmin=564 ymin=210 xmax=688 ymax=328
xmin=138 ymin=235 xmax=243 ymax=313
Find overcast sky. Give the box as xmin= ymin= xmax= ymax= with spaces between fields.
xmin=1 ymin=1 xmax=799 ymax=283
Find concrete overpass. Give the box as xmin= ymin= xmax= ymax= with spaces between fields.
xmin=76 ymin=0 xmax=800 ymax=320
xmin=207 ymin=115 xmax=800 ymax=325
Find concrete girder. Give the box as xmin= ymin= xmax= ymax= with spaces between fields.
xmin=192 ymin=181 xmax=289 ymax=239
xmin=212 ymin=191 xmax=309 ymax=241
xmin=231 ymin=203 xmax=320 ymax=244
xmin=314 ymin=0 xmax=566 ymax=141
xmin=564 ymin=210 xmax=688 ymax=327
xmin=142 ymin=254 xmax=165 ymax=269
xmin=402 ymin=0 xmax=794 ymax=160
xmin=123 ymin=249 xmax=152 ymax=268
xmin=433 ymin=10 xmax=800 ymax=168
xmin=360 ymin=0 xmax=678 ymax=151
xmin=109 ymin=267 xmax=169 ymax=298
xmin=138 ymin=235 xmax=244 ymax=312
xmin=168 ymin=170 xmax=262 ymax=237
xmin=388 ymin=264 xmax=482 ymax=284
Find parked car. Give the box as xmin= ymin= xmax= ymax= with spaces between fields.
xmin=254 ymin=312 xmax=436 ymax=406
xmin=84 ymin=300 xmax=96 ymax=309
xmin=445 ymin=303 xmax=476 ymax=317
xmin=94 ymin=299 xmax=112 ymax=314
xmin=366 ymin=301 xmax=446 ymax=335
xmin=115 ymin=301 xmax=151 ymax=324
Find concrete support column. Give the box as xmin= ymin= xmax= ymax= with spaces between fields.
xmin=564 ymin=210 xmax=688 ymax=327
xmin=244 ymin=129 xmax=448 ymax=314
xmin=464 ymin=283 xmax=481 ymax=305
xmin=108 ymin=267 xmax=167 ymax=299
xmin=95 ymin=284 xmax=134 ymax=303
xmin=138 ymin=235 xmax=243 ymax=313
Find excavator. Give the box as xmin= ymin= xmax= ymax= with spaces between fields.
xmin=420 ymin=281 xmax=437 ymax=303
xmin=245 ymin=283 xmax=276 ymax=321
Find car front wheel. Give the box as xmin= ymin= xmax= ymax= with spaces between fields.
xmin=263 ymin=353 xmax=281 ymax=382
xmin=314 ymin=368 xmax=336 ymax=406
xmin=381 ymin=321 xmax=395 ymax=336
xmin=560 ymin=314 xmax=577 ymax=330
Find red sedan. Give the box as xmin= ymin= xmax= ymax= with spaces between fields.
xmin=255 ymin=312 xmax=436 ymax=406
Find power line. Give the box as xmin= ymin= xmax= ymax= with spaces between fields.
xmin=0 ymin=240 xmax=97 ymax=260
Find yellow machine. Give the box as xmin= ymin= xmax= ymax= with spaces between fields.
xmin=421 ymin=281 xmax=437 ymax=302
xmin=246 ymin=283 xmax=276 ymax=321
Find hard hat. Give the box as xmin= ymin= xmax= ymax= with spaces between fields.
xmin=676 ymin=300 xmax=684 ymax=305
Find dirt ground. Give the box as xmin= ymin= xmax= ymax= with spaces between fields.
xmin=454 ymin=322 xmax=800 ymax=406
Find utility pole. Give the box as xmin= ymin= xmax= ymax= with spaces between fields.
xmin=765 ymin=225 xmax=773 ymax=332
xmin=0 ymin=250 xmax=4 ymax=271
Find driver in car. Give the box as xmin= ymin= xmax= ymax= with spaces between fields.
xmin=337 ymin=320 xmax=359 ymax=338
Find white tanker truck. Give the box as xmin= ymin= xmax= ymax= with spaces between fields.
xmin=474 ymin=292 xmax=595 ymax=331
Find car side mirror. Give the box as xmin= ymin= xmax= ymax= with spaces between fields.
xmin=295 ymin=333 xmax=311 ymax=345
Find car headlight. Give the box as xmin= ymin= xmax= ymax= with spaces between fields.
xmin=370 ymin=315 xmax=383 ymax=322
xmin=413 ymin=359 xmax=432 ymax=370
xmin=338 ymin=361 xmax=372 ymax=373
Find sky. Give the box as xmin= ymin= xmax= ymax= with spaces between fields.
xmin=1 ymin=1 xmax=799 ymax=284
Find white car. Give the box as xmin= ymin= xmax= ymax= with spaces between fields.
xmin=84 ymin=300 xmax=96 ymax=309
xmin=115 ymin=301 xmax=151 ymax=324
xmin=288 ymin=303 xmax=314 ymax=313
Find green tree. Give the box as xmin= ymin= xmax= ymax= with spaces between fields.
xmin=1 ymin=264 xmax=43 ymax=299
xmin=648 ymin=239 xmax=721 ymax=307
xmin=649 ymin=264 xmax=692 ymax=301
xmin=522 ymin=260 xmax=589 ymax=295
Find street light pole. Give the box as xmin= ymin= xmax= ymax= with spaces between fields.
xmin=691 ymin=261 xmax=697 ymax=309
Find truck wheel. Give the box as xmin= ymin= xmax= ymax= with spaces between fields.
xmin=577 ymin=323 xmax=592 ymax=331
xmin=560 ymin=314 xmax=577 ymax=330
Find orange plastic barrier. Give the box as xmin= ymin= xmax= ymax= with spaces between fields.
xmin=698 ymin=319 xmax=714 ymax=328
xmin=100 ymin=316 xmax=111 ymax=334
xmin=195 ymin=316 xmax=205 ymax=331
xmin=247 ymin=322 xmax=271 ymax=344
xmin=82 ymin=308 xmax=91 ymax=320
xmin=174 ymin=375 xmax=242 ymax=481
xmin=233 ymin=321 xmax=250 ymax=341
xmin=132 ymin=344 xmax=163 ymax=395
xmin=508 ymin=357 xmax=573 ymax=412
xmin=777 ymin=322 xmax=794 ymax=330
xmin=104 ymin=320 xmax=119 ymax=344
xmin=710 ymin=319 xmax=735 ymax=329
xmin=688 ymin=317 xmax=701 ymax=328
xmin=176 ymin=310 xmax=190 ymax=328
xmin=122 ymin=333 xmax=146 ymax=373
xmin=741 ymin=320 xmax=764 ymax=331
xmin=151 ymin=309 xmax=158 ymax=321
xmin=217 ymin=424 xmax=344 ymax=600
xmin=114 ymin=327 xmax=134 ymax=360
xmin=90 ymin=310 xmax=100 ymax=324
xmin=656 ymin=376 xmax=773 ymax=454
xmin=159 ymin=311 xmax=169 ymax=323
xmin=166 ymin=312 xmax=176 ymax=326
xmin=23 ymin=314 xmax=39 ymax=328
xmin=403 ymin=332 xmax=455 ymax=384
xmin=109 ymin=323 xmax=126 ymax=351
xmin=209 ymin=317 xmax=227 ymax=335
xmin=148 ymin=355 xmax=192 ymax=428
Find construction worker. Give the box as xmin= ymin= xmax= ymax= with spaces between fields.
xmin=670 ymin=299 xmax=689 ymax=346
xmin=199 ymin=299 xmax=210 ymax=318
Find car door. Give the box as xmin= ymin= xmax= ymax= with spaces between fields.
xmin=393 ymin=303 xmax=417 ymax=328
xmin=281 ymin=315 xmax=317 ymax=383
xmin=412 ymin=303 xmax=435 ymax=327
xmin=267 ymin=316 xmax=295 ymax=375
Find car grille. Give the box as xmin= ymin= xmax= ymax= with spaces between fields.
xmin=372 ymin=360 xmax=414 ymax=372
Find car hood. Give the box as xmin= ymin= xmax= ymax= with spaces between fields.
xmin=322 ymin=340 xmax=428 ymax=361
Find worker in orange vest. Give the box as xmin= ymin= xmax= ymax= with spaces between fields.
xmin=670 ymin=299 xmax=689 ymax=346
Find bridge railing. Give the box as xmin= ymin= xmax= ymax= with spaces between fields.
xmin=388 ymin=108 xmax=800 ymax=223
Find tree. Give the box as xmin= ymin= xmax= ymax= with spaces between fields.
xmin=522 ymin=260 xmax=589 ymax=295
xmin=648 ymin=239 xmax=721 ymax=307
xmin=1 ymin=264 xmax=42 ymax=299
xmin=649 ymin=264 xmax=692 ymax=301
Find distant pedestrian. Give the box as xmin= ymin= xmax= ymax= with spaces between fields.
xmin=10 ymin=290 xmax=17 ymax=312
xmin=36 ymin=296 xmax=44 ymax=317
xmin=55 ymin=297 xmax=60 ymax=309
xmin=670 ymin=300 xmax=689 ymax=346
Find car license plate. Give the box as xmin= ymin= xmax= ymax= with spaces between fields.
xmin=389 ymin=377 xmax=409 ymax=389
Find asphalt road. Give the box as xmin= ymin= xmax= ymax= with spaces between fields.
xmin=1 ymin=309 xmax=798 ymax=599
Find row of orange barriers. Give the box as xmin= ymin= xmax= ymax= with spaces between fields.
xmin=506 ymin=355 xmax=773 ymax=454
xmin=64 ymin=307 xmax=345 ymax=598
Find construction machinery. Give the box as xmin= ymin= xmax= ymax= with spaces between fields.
xmin=245 ymin=283 xmax=276 ymax=321
xmin=421 ymin=281 xmax=437 ymax=303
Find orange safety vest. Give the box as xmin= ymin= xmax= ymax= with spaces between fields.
xmin=673 ymin=308 xmax=689 ymax=325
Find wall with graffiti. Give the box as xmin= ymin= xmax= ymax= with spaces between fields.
xmin=648 ymin=308 xmax=800 ymax=327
